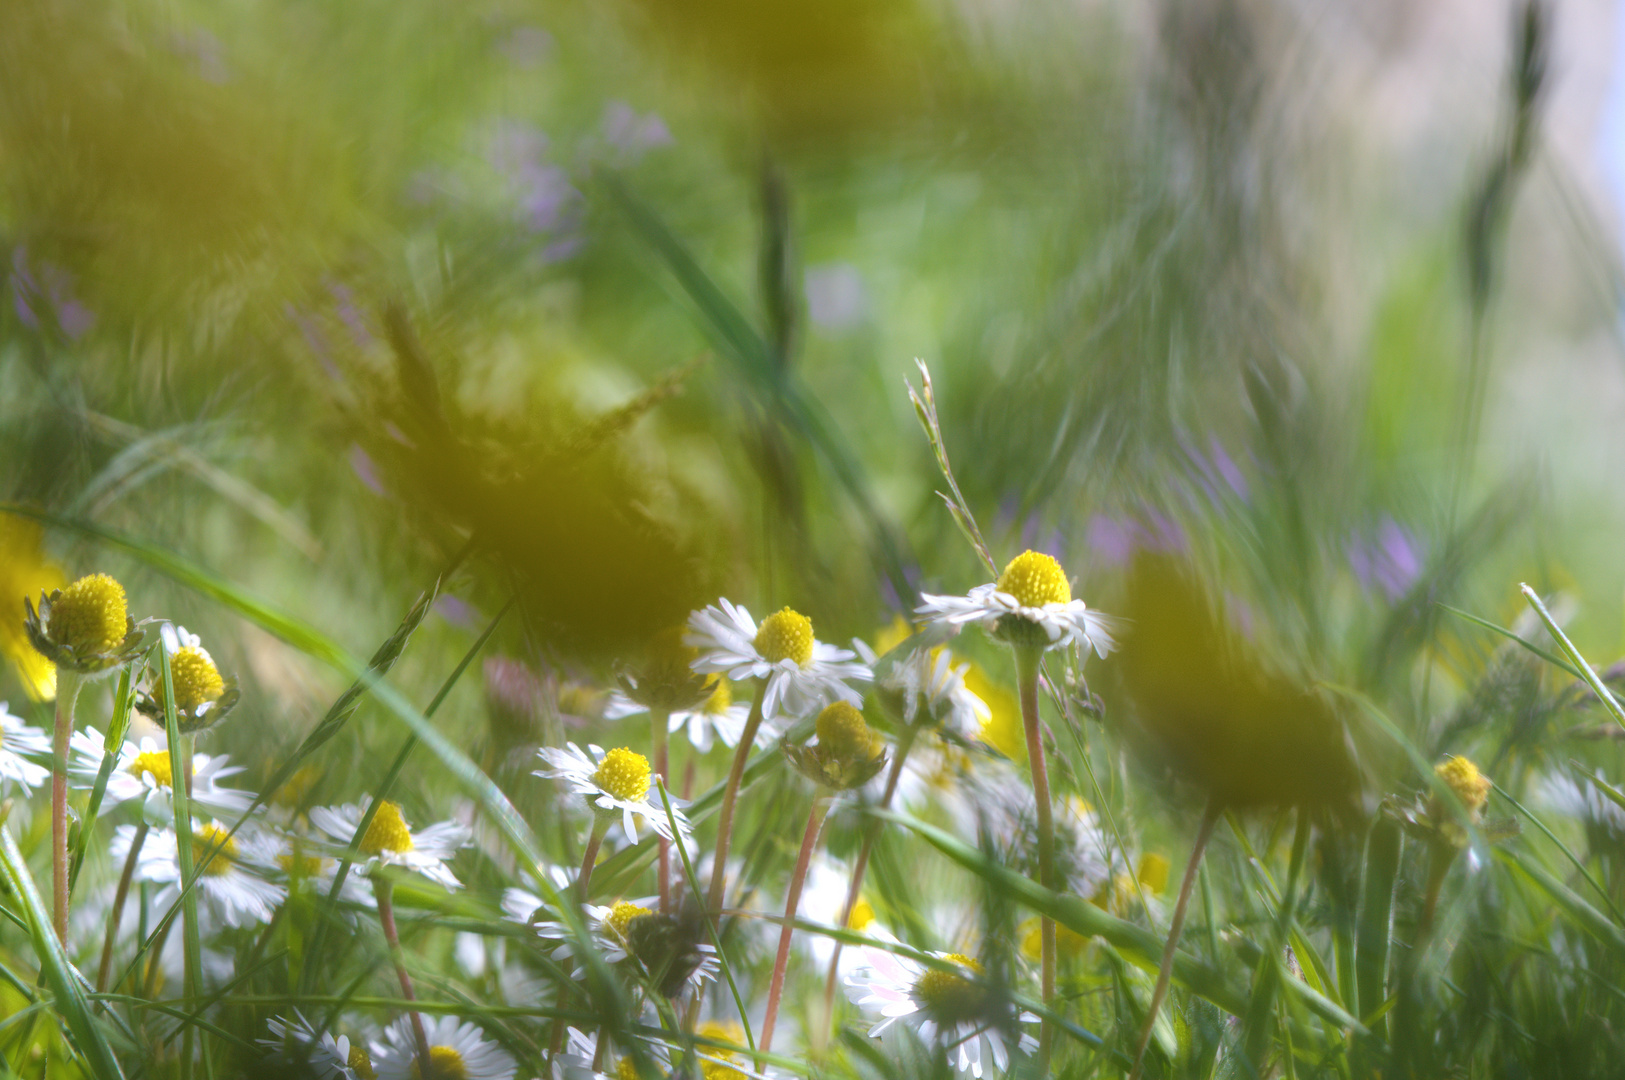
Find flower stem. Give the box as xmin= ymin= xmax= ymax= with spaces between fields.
xmin=821 ymin=723 xmax=918 ymax=1029
xmin=375 ymin=874 xmax=432 ymax=1070
xmin=550 ymin=815 xmax=612 ymax=1057
xmin=1128 ymin=798 xmax=1221 ymax=1080
xmin=576 ymin=816 xmax=611 ymax=901
xmin=97 ymin=820 xmax=148 ymax=995
xmin=51 ymin=670 xmax=83 ymax=943
xmin=652 ymin=707 xmax=671 ymax=913
xmin=761 ymin=793 xmax=831 ymax=1058
xmin=705 ymin=681 xmax=766 ymax=920
xmin=1015 ymin=645 xmax=1057 ymax=1070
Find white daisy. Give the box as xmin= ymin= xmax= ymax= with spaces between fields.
xmin=535 ymin=743 xmax=690 ymax=845
xmin=686 ymin=600 xmax=871 ymax=721
xmin=258 ymin=1011 xmax=377 ymax=1080
xmin=604 ymin=679 xmax=766 ymax=753
xmin=854 ymin=639 xmax=990 ymax=738
xmin=553 ymin=1028 xmax=674 ymax=1080
xmin=798 ymin=854 xmax=897 ymax=977
xmin=0 ymin=701 xmax=50 ymax=794
xmin=1539 ymin=773 xmax=1625 ymax=835
xmin=917 ymin=550 xmax=1118 ymax=655
xmin=533 ymin=896 xmax=657 ymax=966
xmin=307 ymin=798 xmax=470 ymax=891
xmin=69 ymin=726 xmax=253 ymax=826
xmin=372 ymin=1015 xmax=516 ymax=1080
xmin=122 ymin=820 xmax=287 ymax=930
xmin=269 ymin=829 xmax=376 ymax=908
xmin=846 ymin=947 xmax=1039 ymax=1078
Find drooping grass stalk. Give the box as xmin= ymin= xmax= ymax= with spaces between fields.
xmin=705 ymin=682 xmax=767 ymax=919
xmin=374 ymin=875 xmax=433 ymax=1070
xmin=651 ymin=707 xmax=671 ymax=912
xmin=50 ymin=669 xmax=84 ymax=943
xmin=97 ymin=820 xmax=149 ymax=995
xmin=821 ymin=723 xmax=919 ymax=1026
xmin=760 ymin=793 xmax=832 ymax=1057
xmin=1014 ymin=644 xmax=1057 ymax=1068
xmin=1128 ymin=798 xmax=1222 ymax=1080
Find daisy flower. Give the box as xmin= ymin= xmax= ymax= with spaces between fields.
xmin=846 ymin=947 xmax=1038 ymax=1078
xmin=854 ymin=638 xmax=989 ymax=738
xmin=269 ymin=829 xmax=376 ymax=908
xmin=535 ymin=743 xmax=690 ymax=844
xmin=604 ymin=679 xmax=764 ymax=753
xmin=798 ymin=854 xmax=896 ymax=976
xmin=686 ymin=600 xmax=871 ymax=720
xmin=554 ymin=1028 xmax=674 ymax=1080
xmin=258 ymin=1011 xmax=377 ymax=1080
xmin=308 ymin=799 xmax=470 ymax=891
xmin=1539 ymin=772 xmax=1625 ymax=836
xmin=918 ymin=550 xmax=1118 ymax=655
xmin=122 ymin=820 xmax=287 ymax=929
xmin=70 ymin=726 xmax=253 ymax=825
xmin=134 ymin=624 xmax=239 ymax=734
xmin=372 ymin=1015 xmax=515 ymax=1080
xmin=533 ymin=896 xmax=656 ymax=966
xmin=0 ymin=701 xmax=51 ymax=794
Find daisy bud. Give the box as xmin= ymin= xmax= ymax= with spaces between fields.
xmin=23 ymin=572 xmax=145 ymax=677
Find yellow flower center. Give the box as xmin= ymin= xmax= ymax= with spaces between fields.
xmin=593 ymin=747 xmax=652 ymax=802
xmin=913 ymin=954 xmax=986 ymax=1023
xmin=349 ymin=1044 xmax=376 ymax=1080
xmin=1435 ymin=755 xmax=1491 ymax=816
xmin=815 ymin=700 xmax=880 ymax=761
xmin=273 ymin=764 xmax=320 ymax=810
xmin=410 ymin=1046 xmax=467 ymax=1080
xmin=753 ymin=608 xmax=814 ymax=667
xmin=1137 ymin=853 xmax=1171 ymax=896
xmin=697 ymin=1022 xmax=745 ymax=1080
xmin=194 ymin=824 xmax=238 ymax=877
xmin=277 ymin=851 xmax=325 ymax=878
xmin=616 ymin=1059 xmax=640 ymax=1080
xmin=168 ymin=646 xmax=224 ymax=711
xmin=48 ymin=573 xmax=128 ymax=654
xmin=129 ymin=750 xmax=174 ymax=789
xmin=997 ymin=551 xmax=1071 ymax=608
xmin=605 ymin=900 xmax=653 ymax=940
xmin=701 ymin=678 xmax=732 ymax=715
xmin=361 ymin=800 xmax=415 ymax=856
xmin=848 ymin=898 xmax=876 ymax=931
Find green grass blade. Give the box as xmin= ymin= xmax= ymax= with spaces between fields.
xmin=158 ymin=643 xmax=206 ymax=1080
xmin=1355 ymin=818 xmax=1400 ymax=1038
xmin=1520 ymin=584 xmax=1625 ymax=729
xmin=69 ymin=663 xmax=136 ymax=891
xmin=0 ymin=823 xmax=125 ymax=1079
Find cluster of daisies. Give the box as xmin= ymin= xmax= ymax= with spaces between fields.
xmin=6 ymin=543 xmax=1146 ymax=1079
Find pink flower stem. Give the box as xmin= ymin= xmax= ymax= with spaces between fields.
xmin=760 ymin=793 xmax=832 ymax=1058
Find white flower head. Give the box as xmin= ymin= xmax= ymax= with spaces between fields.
xmin=70 ymin=726 xmax=253 ymax=826
xmin=122 ymin=820 xmax=287 ymax=930
xmin=535 ymin=742 xmax=690 ymax=845
xmin=604 ymin=678 xmax=766 ymax=754
xmin=846 ymin=947 xmax=1038 ymax=1078
xmin=372 ymin=1015 xmax=516 ymax=1080
xmin=686 ymin=600 xmax=871 ymax=721
xmin=918 ymin=550 xmax=1118 ymax=656
xmin=268 ymin=829 xmax=376 ymax=908
xmin=533 ymin=896 xmax=657 ymax=966
xmin=0 ymin=701 xmax=50 ymax=794
xmin=308 ymin=798 xmax=470 ymax=891
xmin=854 ymin=638 xmax=990 ymax=738
xmin=258 ymin=1011 xmax=377 ymax=1080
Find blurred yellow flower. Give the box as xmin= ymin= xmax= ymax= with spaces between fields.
xmin=0 ymin=513 xmax=63 ymax=700
xmin=964 ymin=663 xmax=1023 ymax=761
xmin=1137 ymin=853 xmax=1171 ymax=896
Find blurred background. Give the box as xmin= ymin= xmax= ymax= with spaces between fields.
xmin=4 ymin=0 xmax=1625 ymax=806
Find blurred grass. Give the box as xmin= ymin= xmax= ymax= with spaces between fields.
xmin=6 ymin=0 xmax=1625 ymax=1075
